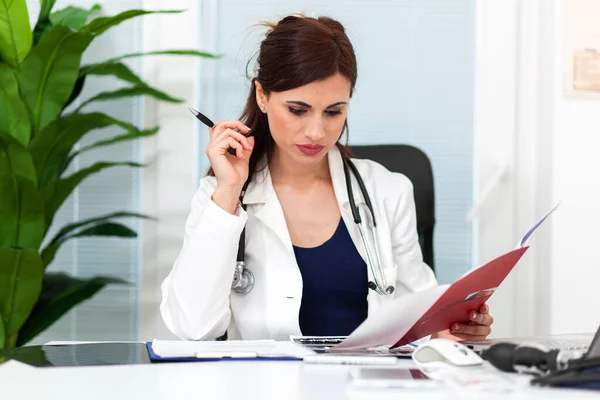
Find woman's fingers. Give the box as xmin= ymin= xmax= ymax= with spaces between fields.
xmin=210 ymin=120 xmax=251 ymax=139
xmin=207 ymin=128 xmax=254 ymax=160
xmin=469 ymin=310 xmax=494 ymax=326
xmin=451 ymin=322 xmax=492 ymax=337
xmin=222 ymin=137 xmax=244 ymax=159
xmin=215 ymin=128 xmax=253 ymax=150
xmin=245 ymin=136 xmax=255 ymax=157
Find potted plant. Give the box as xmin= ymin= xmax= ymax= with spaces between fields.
xmin=0 ymin=0 xmax=214 ymax=348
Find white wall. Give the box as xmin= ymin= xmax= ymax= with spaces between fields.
xmin=548 ymin=0 xmax=600 ymax=335
xmin=481 ymin=0 xmax=600 ymax=337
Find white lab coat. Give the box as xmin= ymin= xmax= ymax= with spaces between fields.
xmin=160 ymin=146 xmax=438 ymax=341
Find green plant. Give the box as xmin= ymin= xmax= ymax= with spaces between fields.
xmin=0 ymin=0 xmax=215 ymax=348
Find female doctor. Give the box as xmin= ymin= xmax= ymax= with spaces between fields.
xmin=160 ymin=15 xmax=494 ymax=342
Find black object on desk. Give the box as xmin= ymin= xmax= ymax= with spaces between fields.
xmin=0 ymin=343 xmax=150 ymax=367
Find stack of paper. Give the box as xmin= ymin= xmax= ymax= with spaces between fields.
xmin=150 ymin=339 xmax=315 ymax=359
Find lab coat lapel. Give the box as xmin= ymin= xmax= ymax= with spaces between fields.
xmin=243 ymin=164 xmax=294 ymax=254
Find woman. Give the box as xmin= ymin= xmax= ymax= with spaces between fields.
xmin=160 ymin=15 xmax=493 ymax=342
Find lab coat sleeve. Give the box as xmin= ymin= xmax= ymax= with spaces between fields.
xmin=160 ymin=177 xmax=248 ymax=340
xmin=389 ymin=174 xmax=438 ymax=296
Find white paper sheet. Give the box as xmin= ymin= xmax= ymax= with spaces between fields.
xmin=518 ymin=201 xmax=562 ymax=248
xmin=150 ymin=339 xmax=315 ymax=358
xmin=334 ymin=284 xmax=449 ymax=351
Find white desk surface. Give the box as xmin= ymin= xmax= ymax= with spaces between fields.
xmin=2 ymin=353 xmax=600 ymax=400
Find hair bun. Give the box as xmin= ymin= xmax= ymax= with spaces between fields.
xmin=317 ymin=16 xmax=346 ymax=34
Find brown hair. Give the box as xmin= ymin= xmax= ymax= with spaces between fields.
xmin=207 ymin=14 xmax=357 ymax=178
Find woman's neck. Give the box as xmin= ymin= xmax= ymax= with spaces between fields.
xmin=270 ymin=148 xmax=330 ymax=187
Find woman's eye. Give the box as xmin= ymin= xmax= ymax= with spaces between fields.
xmin=326 ymin=110 xmax=342 ymax=117
xmin=288 ymin=107 xmax=306 ymax=115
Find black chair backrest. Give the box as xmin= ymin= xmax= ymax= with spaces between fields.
xmin=349 ymin=144 xmax=435 ymax=271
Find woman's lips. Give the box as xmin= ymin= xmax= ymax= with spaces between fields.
xmin=297 ymin=144 xmax=324 ymax=155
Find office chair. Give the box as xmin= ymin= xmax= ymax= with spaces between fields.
xmin=349 ymin=144 xmax=435 ymax=272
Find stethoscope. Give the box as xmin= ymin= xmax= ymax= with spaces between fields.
xmin=231 ymin=156 xmax=395 ymax=296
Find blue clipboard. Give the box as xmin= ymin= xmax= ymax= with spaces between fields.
xmin=145 ymin=342 xmax=301 ymax=362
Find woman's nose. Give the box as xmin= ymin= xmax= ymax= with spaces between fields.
xmin=305 ymin=119 xmax=325 ymax=140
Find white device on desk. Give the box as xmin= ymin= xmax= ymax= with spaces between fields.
xmin=412 ymin=338 xmax=484 ymax=370
xmin=410 ymin=339 xmax=517 ymax=393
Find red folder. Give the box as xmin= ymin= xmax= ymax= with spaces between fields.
xmin=333 ymin=202 xmax=560 ymax=352
xmin=393 ymin=247 xmax=529 ymax=347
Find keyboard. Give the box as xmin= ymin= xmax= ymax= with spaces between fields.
xmin=528 ymin=338 xmax=590 ymax=351
xmin=464 ymin=334 xmax=594 ymax=353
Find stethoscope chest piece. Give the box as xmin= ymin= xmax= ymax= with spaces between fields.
xmin=232 ymin=261 xmax=254 ymax=294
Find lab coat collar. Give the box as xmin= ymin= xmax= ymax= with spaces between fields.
xmin=241 ymin=145 xmax=365 ymax=209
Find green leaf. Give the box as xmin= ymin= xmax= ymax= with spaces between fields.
xmin=49 ymin=211 xmax=153 ymax=245
xmin=64 ymin=127 xmax=158 ymax=170
xmin=0 ymin=316 xmax=4 ymax=348
xmin=0 ymin=175 xmax=45 ymax=249
xmin=76 ymin=85 xmax=183 ymax=112
xmin=17 ymin=26 xmax=94 ymax=134
xmin=63 ymin=73 xmax=86 ymax=109
xmin=0 ymin=132 xmax=37 ymax=183
xmin=41 ymin=161 xmax=145 ymax=227
xmin=0 ymin=344 xmax=51 ymax=363
xmin=0 ymin=248 xmax=44 ymax=343
xmin=78 ymin=127 xmax=158 ymax=154
xmin=77 ymin=63 xmax=184 ymax=110
xmin=39 ymin=0 xmax=57 ymax=23
xmin=86 ymin=49 xmax=219 ymax=72
xmin=33 ymin=0 xmax=57 ymax=44
xmin=0 ymin=0 xmax=32 ymax=67
xmin=74 ymin=222 xmax=137 ymax=237
xmin=0 ymin=60 xmax=30 ymax=147
xmin=41 ymin=221 xmax=137 ymax=267
xmin=16 ymin=272 xmax=127 ymax=346
xmin=81 ymin=62 xmax=144 ymax=85
xmin=5 ymin=331 xmax=16 ymax=348
xmin=50 ymin=4 xmax=101 ymax=30
xmin=81 ymin=9 xmax=182 ymax=36
xmin=30 ymin=112 xmax=142 ymax=188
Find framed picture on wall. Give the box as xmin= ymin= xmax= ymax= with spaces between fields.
xmin=564 ymin=0 xmax=600 ymax=97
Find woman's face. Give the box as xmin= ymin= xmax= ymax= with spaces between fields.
xmin=256 ymin=73 xmax=351 ymax=166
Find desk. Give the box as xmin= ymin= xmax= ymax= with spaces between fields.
xmin=1 ymin=343 xmax=599 ymax=400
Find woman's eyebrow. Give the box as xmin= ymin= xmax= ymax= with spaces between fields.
xmin=325 ymin=101 xmax=347 ymax=109
xmin=286 ymin=101 xmax=312 ymax=108
xmin=286 ymin=100 xmax=348 ymax=108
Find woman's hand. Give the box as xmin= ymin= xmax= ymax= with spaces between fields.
xmin=432 ymin=304 xmax=494 ymax=341
xmin=206 ymin=120 xmax=254 ymax=213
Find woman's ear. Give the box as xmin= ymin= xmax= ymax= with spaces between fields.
xmin=254 ymin=79 xmax=267 ymax=113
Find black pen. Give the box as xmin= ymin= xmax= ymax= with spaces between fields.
xmin=189 ymin=107 xmax=252 ymax=155
xmin=189 ymin=107 xmax=253 ymax=137
xmin=189 ymin=107 xmax=216 ymax=129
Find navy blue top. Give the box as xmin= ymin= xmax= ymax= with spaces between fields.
xmin=292 ymin=218 xmax=369 ymax=336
